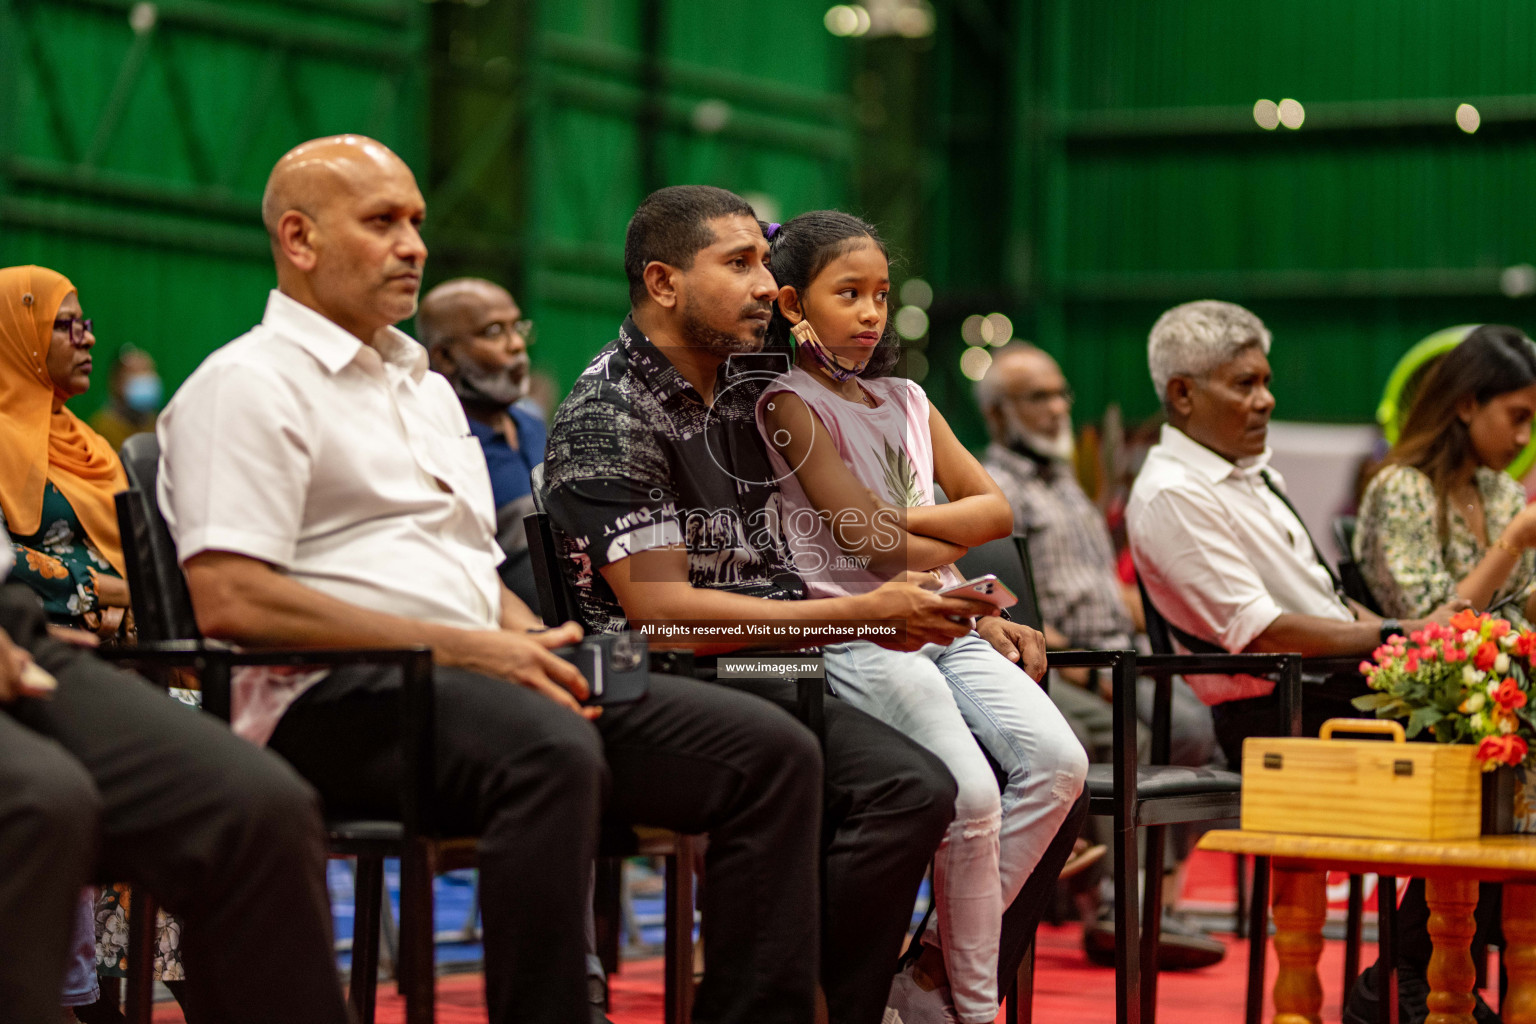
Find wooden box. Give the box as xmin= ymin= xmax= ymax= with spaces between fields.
xmin=1241 ymin=719 xmax=1482 ymax=841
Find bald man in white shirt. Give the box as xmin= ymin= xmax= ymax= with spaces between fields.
xmin=158 ymin=136 xmax=822 ymax=1024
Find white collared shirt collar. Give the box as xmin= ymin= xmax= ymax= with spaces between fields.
xmin=1155 ymin=423 xmax=1273 ymax=484
xmin=261 ymin=289 xmax=428 ymax=382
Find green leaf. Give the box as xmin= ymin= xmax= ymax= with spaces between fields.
xmin=1352 ymin=692 xmax=1401 ymax=711
xmin=1406 ymin=706 xmax=1445 ymax=738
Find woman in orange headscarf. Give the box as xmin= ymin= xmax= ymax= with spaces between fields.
xmin=0 ymin=265 xmax=131 ymax=635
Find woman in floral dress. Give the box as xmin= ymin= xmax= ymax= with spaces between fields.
xmin=0 ymin=266 xmax=185 ymax=1019
xmin=1356 ymin=324 xmax=1536 ymax=627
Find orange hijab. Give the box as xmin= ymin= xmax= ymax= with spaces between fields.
xmin=0 ymin=266 xmax=127 ymax=575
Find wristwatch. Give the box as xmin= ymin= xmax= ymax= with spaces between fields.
xmin=1379 ymin=618 xmax=1402 ymax=644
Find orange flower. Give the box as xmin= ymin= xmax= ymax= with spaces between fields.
xmin=23 ymin=549 xmax=67 ymax=580
xmin=1491 ymin=620 xmax=1513 ymax=640
xmin=1451 ymin=608 xmax=1485 ymax=633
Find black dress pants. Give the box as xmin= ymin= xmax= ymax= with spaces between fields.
xmin=719 ymin=677 xmax=959 ymax=1024
xmin=0 ymin=584 xmax=347 ymax=1024
xmin=267 ymin=666 xmax=825 ymax=1024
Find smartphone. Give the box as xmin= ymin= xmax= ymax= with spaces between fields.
xmin=937 ymin=574 xmax=1018 ymax=611
xmin=554 ymin=631 xmax=650 ymax=706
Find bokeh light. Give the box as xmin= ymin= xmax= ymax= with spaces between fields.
xmin=1456 ymin=103 xmax=1481 ymax=134
xmin=959 ymin=346 xmax=993 ymax=381
xmin=1253 ymin=99 xmax=1280 ymax=131
xmin=900 ymin=278 xmax=933 ymax=310
xmin=894 ymin=306 xmax=929 ymax=340
xmin=1278 ymin=98 xmax=1305 ymax=129
xmin=961 ymin=314 xmax=986 ymax=346
xmin=983 ymin=312 xmax=1013 ymax=347
xmin=824 ymin=5 xmax=860 ymax=36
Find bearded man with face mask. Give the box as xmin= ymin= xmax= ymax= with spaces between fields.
xmin=977 ymin=343 xmax=1227 ymax=970
xmin=420 ymin=278 xmax=546 ymax=611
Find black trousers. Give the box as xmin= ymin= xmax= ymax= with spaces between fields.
xmin=0 ymin=584 xmax=347 ymax=1024
xmin=268 ymin=666 xmax=829 ymax=1024
xmin=719 ymin=678 xmax=958 ymax=1024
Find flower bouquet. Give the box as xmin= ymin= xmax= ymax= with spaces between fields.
xmin=1354 ymin=609 xmax=1536 ymax=771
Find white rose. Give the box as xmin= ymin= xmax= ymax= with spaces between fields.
xmin=1466 ymin=666 xmax=1488 ymax=685
xmin=1503 ymin=632 xmax=1521 ymax=651
xmin=1496 ymin=653 xmax=1512 ymax=674
xmin=1465 ymin=691 xmax=1488 ymax=713
xmin=1473 ymin=712 xmax=1490 ymax=733
xmin=1502 ymin=716 xmax=1517 ymax=735
xmin=1489 ymin=678 xmax=1501 ymax=696
xmin=1465 ymin=629 xmax=1481 ymax=645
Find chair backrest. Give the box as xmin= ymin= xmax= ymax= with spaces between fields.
xmin=955 ymin=534 xmax=1044 ymax=631
xmin=1137 ymin=576 xmax=1231 ymax=657
xmin=1332 ymin=515 xmax=1383 ymax=614
xmin=524 ymin=510 xmax=580 ymax=627
xmin=530 ymin=461 xmax=547 ymax=514
xmin=116 ymin=433 xmax=202 ymax=643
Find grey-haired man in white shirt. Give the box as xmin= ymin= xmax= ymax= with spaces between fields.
xmin=1127 ymin=299 xmax=1465 ymax=762
xmin=1126 ymin=299 xmax=1484 ymax=1024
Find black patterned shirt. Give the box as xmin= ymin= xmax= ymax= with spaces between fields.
xmin=543 ymin=317 xmax=805 ymax=634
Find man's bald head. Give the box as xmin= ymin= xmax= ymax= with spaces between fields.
xmin=419 ymin=278 xmax=516 ymax=352
xmin=421 ymin=277 xmax=531 ymax=411
xmin=261 ymin=135 xmax=410 ymax=240
xmin=976 ymin=342 xmax=1075 ymax=456
xmin=260 ymin=134 xmax=427 ymax=343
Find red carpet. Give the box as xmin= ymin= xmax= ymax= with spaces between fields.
xmin=151 ymin=851 xmax=1409 ymax=1022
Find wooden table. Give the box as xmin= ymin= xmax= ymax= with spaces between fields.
xmin=1199 ymin=830 xmax=1536 ymax=1024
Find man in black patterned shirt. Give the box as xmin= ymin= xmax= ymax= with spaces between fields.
xmin=546 ymin=186 xmax=1084 ymax=1024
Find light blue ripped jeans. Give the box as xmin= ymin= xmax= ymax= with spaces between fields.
xmin=821 ymin=632 xmax=1087 ymax=1024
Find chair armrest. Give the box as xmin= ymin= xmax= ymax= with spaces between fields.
xmin=106 ymin=642 xmax=441 ymax=838
xmin=1301 ymin=654 xmax=1368 ymax=677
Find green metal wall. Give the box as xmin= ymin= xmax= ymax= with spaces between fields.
xmin=932 ymin=0 xmax=1536 ymax=438
xmin=0 ymin=0 xmax=426 ymax=413
xmin=428 ymin=0 xmax=856 ymax=391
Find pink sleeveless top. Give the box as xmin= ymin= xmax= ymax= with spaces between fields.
xmin=755 ymin=364 xmax=963 ymax=598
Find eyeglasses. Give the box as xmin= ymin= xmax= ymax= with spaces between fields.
xmin=53 ymin=317 xmax=93 ymax=345
xmin=1004 ymin=385 xmax=1074 ymax=407
xmin=476 ymin=319 xmax=535 ymax=345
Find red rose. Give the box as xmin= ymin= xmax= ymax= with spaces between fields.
xmin=1444 ymin=647 xmax=1467 ymax=663
xmin=1517 ymin=633 xmax=1536 ymax=659
xmin=1494 ymin=679 xmax=1528 ymax=711
xmin=1477 ymin=734 xmax=1531 ymax=767
xmin=1475 ymin=642 xmax=1500 ymax=672
xmin=1491 ymin=620 xmax=1513 ymax=640
xmin=1404 ymin=654 xmax=1420 ymax=673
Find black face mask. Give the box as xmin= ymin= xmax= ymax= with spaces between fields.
xmin=449 ymin=358 xmax=525 ymax=410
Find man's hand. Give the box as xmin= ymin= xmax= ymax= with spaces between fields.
xmin=857 ymin=581 xmax=994 ymax=651
xmin=448 ymin=620 xmax=600 ymax=720
xmin=0 ymin=627 xmax=55 ymax=702
xmin=45 ymin=624 xmax=99 ymax=648
xmin=1419 ymin=597 xmax=1474 ymax=629
xmin=976 ymin=616 xmax=1049 ymax=681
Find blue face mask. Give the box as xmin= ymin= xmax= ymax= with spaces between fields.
xmin=122 ymin=373 xmax=162 ymax=414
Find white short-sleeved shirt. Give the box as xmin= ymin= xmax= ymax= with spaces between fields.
xmin=1127 ymin=424 xmax=1353 ymax=705
xmin=158 ymin=290 xmax=503 ymax=742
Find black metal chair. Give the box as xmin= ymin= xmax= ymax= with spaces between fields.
xmin=1333 ymin=515 xmax=1384 ymax=615
xmin=1138 ymin=581 xmax=1393 ymax=1024
xmin=115 ymin=432 xmax=467 ymax=1024
xmin=958 ymin=535 xmax=1304 ymax=1024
